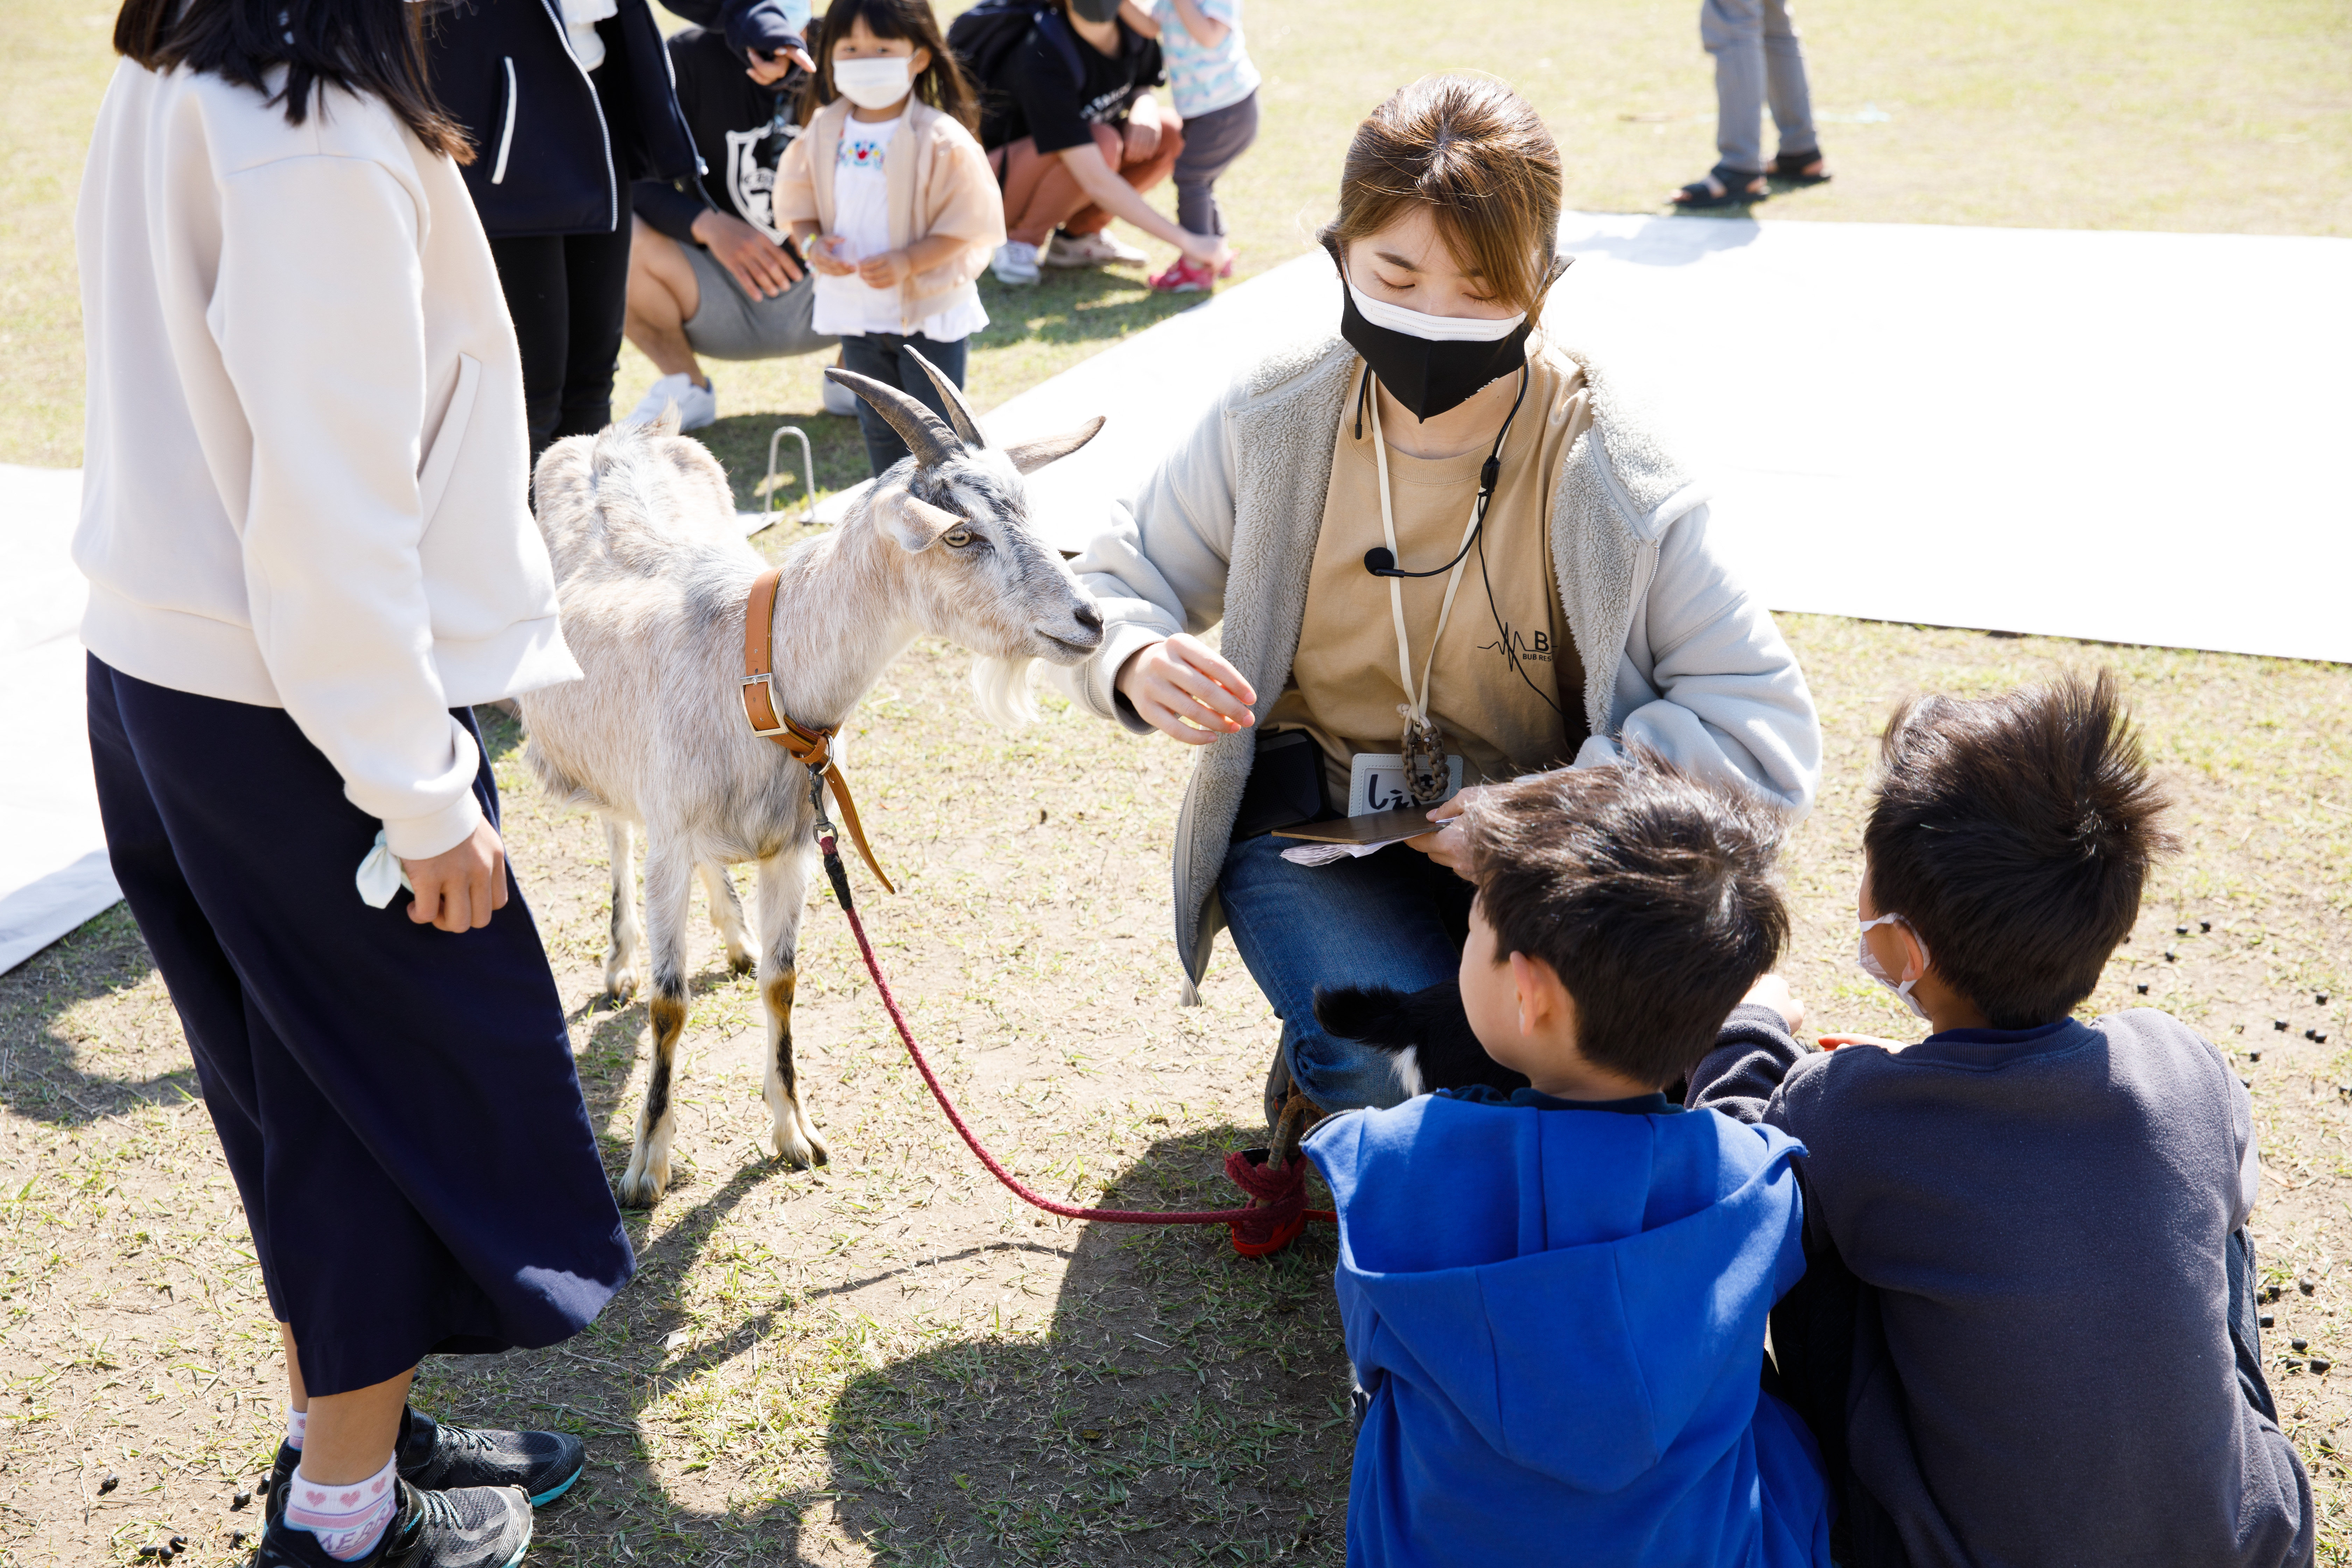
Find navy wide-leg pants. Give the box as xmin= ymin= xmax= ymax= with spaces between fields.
xmin=86 ymin=657 xmax=634 ymax=1396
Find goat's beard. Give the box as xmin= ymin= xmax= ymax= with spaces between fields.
xmin=968 ymin=656 xmax=1042 ymax=728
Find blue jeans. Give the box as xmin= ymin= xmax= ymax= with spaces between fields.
xmin=836 ymin=330 xmax=970 ymax=478
xmin=1218 ymin=833 xmax=1474 ymax=1117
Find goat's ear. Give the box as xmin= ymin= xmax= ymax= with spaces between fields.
xmin=872 ymin=485 xmax=964 ymax=553
xmin=1001 ymin=415 xmax=1106 ymax=476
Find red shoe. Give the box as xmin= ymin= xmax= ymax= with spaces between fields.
xmin=1149 ymin=257 xmax=1215 ymax=293
xmin=1217 ymin=250 xmax=1238 ymax=279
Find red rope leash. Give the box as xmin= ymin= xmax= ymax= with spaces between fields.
xmin=816 ymin=828 xmax=1335 ymax=1246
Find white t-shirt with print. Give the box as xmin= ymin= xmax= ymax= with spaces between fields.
xmin=1149 ymin=0 xmax=1259 ymax=120
xmin=810 ymin=113 xmax=988 ymax=342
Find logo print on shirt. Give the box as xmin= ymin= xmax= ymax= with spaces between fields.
xmin=1477 ymin=624 xmax=1554 ymax=667
xmin=839 ymin=135 xmax=889 ymax=170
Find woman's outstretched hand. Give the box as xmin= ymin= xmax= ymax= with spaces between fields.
xmin=1115 ymin=634 xmax=1257 ymax=744
xmin=401 ymin=820 xmax=509 ymax=933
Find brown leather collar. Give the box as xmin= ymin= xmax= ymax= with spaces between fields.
xmin=742 ymin=567 xmax=895 ymax=894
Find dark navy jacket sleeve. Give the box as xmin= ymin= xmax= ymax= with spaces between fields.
xmin=1686 ymin=1003 xmax=1817 ymax=1127
xmin=634 ymin=179 xmax=706 ymax=244
xmin=665 ymin=0 xmax=805 ymax=59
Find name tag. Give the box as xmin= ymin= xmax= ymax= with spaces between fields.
xmin=1348 ymin=753 xmax=1464 ymax=816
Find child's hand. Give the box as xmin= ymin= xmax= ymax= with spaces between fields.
xmin=1405 ymin=785 xmax=1491 ymax=879
xmin=1742 ymin=973 xmax=1806 ymax=1034
xmin=807 ymin=235 xmax=859 ymax=276
xmin=858 ymin=248 xmax=912 ymax=289
xmin=1180 ymin=230 xmax=1234 ymax=272
xmin=1818 ymin=1033 xmax=1913 ymax=1053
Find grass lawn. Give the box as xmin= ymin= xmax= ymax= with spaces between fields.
xmin=5 ymin=2 xmax=2352 ymax=1565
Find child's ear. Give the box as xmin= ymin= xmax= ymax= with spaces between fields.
xmin=1896 ymin=923 xmax=1932 ymax=986
xmin=1507 ymin=951 xmax=1571 ymax=1037
xmin=910 ymin=44 xmax=932 ymax=75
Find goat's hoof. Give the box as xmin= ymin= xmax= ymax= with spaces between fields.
xmin=769 ymin=1117 xmax=825 ymax=1170
xmin=602 ymin=971 xmax=639 ymax=1006
xmin=616 ymin=1157 xmax=668 ymax=1208
xmin=726 ymin=950 xmax=756 ymax=978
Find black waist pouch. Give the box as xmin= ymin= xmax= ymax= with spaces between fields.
xmin=1230 ymin=729 xmax=1331 ymax=841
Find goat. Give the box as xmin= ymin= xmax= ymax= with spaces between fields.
xmin=519 ymin=355 xmax=1106 ymax=1205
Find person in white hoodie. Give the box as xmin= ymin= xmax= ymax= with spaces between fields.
xmin=1049 ymin=75 xmax=1822 ymax=1126
xmin=78 ymin=3 xmax=634 ymax=1564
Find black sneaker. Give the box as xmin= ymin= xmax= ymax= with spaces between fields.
xmin=255 ymin=1477 xmax=531 ymax=1568
xmin=397 ymin=1410 xmax=586 ymax=1507
xmin=265 ymin=1409 xmax=585 ymax=1517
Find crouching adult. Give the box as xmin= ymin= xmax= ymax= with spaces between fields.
xmin=624 ymin=18 xmax=839 ymax=430
xmin=1049 ymin=74 xmax=1821 ymax=1125
xmin=958 ymin=0 xmax=1228 ymax=282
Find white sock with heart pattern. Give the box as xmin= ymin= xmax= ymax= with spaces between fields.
xmin=284 ymin=1453 xmax=398 ymax=1561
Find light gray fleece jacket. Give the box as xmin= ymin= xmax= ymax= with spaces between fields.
xmin=1046 ymin=335 xmax=1822 ymax=993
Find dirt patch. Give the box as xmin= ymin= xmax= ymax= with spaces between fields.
xmin=5 ymin=597 xmax=2351 ymax=1563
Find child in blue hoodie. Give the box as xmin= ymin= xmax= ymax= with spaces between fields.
xmin=1304 ymin=751 xmax=1833 ymax=1568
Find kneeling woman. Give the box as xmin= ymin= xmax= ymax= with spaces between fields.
xmin=1051 ymin=74 xmax=1821 ymax=1120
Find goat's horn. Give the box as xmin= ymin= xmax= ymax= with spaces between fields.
xmin=904 ymin=347 xmax=988 ymax=449
xmin=824 ymin=367 xmax=961 ymax=470
xmin=1002 ymin=416 xmax=1107 ymax=476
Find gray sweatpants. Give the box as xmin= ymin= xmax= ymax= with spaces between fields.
xmin=1701 ymin=0 xmax=1819 ymax=176
xmin=1174 ymin=91 xmax=1260 ymax=238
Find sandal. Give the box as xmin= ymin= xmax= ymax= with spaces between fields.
xmin=1772 ymin=148 xmax=1831 ymax=186
xmin=1672 ymin=163 xmax=1769 ymax=209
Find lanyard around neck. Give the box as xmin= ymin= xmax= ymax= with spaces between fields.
xmin=1364 ymin=373 xmax=1522 ymax=727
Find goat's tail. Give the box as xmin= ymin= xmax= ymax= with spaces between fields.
xmin=969 ymin=657 xmax=1042 ymax=728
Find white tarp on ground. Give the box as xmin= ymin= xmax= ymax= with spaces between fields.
xmin=990 ymin=213 xmax=2352 ymax=665
xmin=0 ymin=463 xmax=119 ymax=974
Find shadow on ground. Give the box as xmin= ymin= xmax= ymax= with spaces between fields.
xmin=407 ymin=1125 xmax=1353 ymax=1566
xmin=818 ymin=1126 xmax=1354 ymax=1565
xmin=0 ymin=902 xmax=182 ymax=1127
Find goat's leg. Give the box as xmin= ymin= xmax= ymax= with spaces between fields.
xmin=602 ymin=817 xmax=644 ymax=1003
xmin=699 ymin=861 xmax=757 ymax=976
xmin=755 ymin=848 xmax=826 ymax=1168
xmin=616 ymin=840 xmax=698 ymax=1206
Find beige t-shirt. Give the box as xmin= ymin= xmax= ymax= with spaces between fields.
xmin=1266 ymin=338 xmax=1594 ymax=807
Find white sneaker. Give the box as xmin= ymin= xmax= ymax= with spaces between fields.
xmin=627 ymin=371 xmax=717 ymax=432
xmin=820 ymin=366 xmax=859 ymax=417
xmin=991 ymin=240 xmax=1043 ymax=285
xmin=1043 ymin=230 xmax=1147 ymax=268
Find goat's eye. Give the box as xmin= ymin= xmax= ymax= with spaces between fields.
xmin=943 ymin=528 xmax=974 ymax=548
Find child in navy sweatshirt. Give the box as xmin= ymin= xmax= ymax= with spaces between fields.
xmin=1689 ymin=671 xmax=2314 ymax=1567
xmin=1304 ymin=750 xmax=1833 ymax=1567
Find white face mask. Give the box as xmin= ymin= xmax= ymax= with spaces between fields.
xmin=1857 ymin=912 xmax=1932 ymax=1021
xmin=833 ymin=56 xmax=914 ymax=111
xmin=1343 ymin=276 xmax=1527 ymax=343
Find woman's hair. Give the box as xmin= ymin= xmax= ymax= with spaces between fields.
xmin=113 ymin=0 xmax=470 ymax=162
xmin=805 ymin=0 xmax=980 ymax=133
xmin=1319 ymin=74 xmax=1562 ymax=319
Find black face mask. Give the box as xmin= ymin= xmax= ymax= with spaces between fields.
xmin=1336 ymin=279 xmax=1530 ymax=421
xmin=1333 ymin=252 xmax=1571 ymax=420
xmin=1068 ymin=0 xmax=1121 ymax=21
